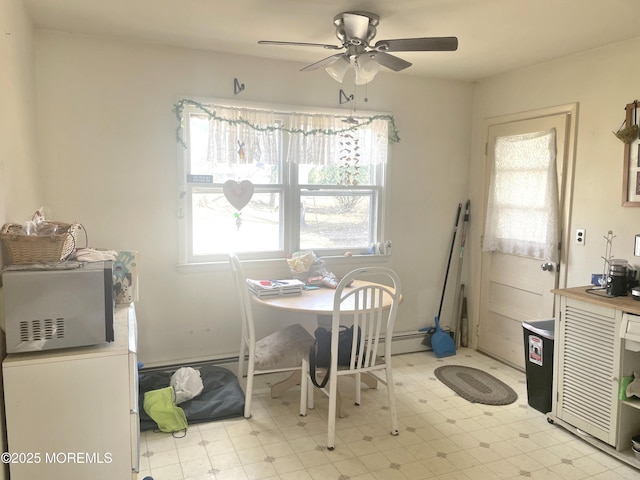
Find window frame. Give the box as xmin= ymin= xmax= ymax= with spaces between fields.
xmin=177 ymin=97 xmax=389 ymax=265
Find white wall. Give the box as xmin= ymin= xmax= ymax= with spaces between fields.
xmin=34 ymin=31 xmax=473 ymax=366
xmin=0 ymin=1 xmax=41 ymax=223
xmin=469 ymin=37 xmax=640 ymax=346
xmin=0 ymin=1 xmax=42 ymax=478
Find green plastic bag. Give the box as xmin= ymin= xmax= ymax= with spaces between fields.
xmin=619 ymin=376 xmax=633 ymax=401
xmin=143 ymin=386 xmax=188 ymax=433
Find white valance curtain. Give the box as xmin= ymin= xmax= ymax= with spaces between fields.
xmin=205 ymin=105 xmax=389 ymax=166
xmin=287 ymin=113 xmax=389 ymax=165
xmin=206 ymin=106 xmax=278 ymax=165
xmin=483 ymin=128 xmax=559 ymax=262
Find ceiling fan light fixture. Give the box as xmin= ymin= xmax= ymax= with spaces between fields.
xmin=325 ymin=55 xmax=350 ymax=82
xmin=354 ymin=53 xmax=380 ymax=85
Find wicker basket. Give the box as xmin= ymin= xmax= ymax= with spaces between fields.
xmin=1 ymin=222 xmax=81 ymax=265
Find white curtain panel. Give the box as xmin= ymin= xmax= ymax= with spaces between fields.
xmin=483 ymin=128 xmax=559 ymax=262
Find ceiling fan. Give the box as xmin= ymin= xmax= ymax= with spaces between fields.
xmin=258 ymin=11 xmax=458 ymax=84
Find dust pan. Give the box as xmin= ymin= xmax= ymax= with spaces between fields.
xmin=432 ymin=316 xmax=456 ymax=358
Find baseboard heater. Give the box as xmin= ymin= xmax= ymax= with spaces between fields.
xmin=141 ymin=330 xmax=430 ymax=372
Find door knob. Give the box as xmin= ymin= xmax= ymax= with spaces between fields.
xmin=541 ymin=262 xmax=554 ymax=272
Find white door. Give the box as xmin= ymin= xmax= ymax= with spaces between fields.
xmin=478 ymin=111 xmax=572 ymax=369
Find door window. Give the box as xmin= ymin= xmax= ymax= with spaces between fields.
xmin=483 ymin=128 xmax=559 ymax=262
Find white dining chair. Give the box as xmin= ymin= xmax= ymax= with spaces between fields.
xmin=299 ymin=267 xmax=402 ymax=450
xmin=229 ymin=253 xmax=314 ymax=418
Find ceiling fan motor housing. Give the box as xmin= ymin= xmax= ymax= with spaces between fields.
xmin=334 ymin=11 xmax=379 ymax=47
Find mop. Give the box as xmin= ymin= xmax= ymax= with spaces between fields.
xmin=421 ymin=203 xmax=460 ymax=358
xmin=452 ymin=200 xmax=470 ymax=347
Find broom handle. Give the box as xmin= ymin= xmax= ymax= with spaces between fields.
xmin=437 ymin=203 xmax=462 ymax=320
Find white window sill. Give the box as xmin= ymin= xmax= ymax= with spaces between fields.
xmin=176 ymin=253 xmax=391 ymax=274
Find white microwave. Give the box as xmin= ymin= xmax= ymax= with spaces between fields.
xmin=2 ymin=261 xmax=115 ymax=353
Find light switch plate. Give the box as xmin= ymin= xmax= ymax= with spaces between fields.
xmin=635 ymin=234 xmax=640 ymax=256
xmin=576 ymin=229 xmax=586 ymax=246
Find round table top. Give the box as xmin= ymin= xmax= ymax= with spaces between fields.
xmin=251 ymin=280 xmax=396 ymax=315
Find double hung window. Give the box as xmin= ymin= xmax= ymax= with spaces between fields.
xmin=177 ymin=100 xmax=391 ymax=264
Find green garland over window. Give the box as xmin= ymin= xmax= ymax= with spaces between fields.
xmin=173 ymin=98 xmax=400 ymax=149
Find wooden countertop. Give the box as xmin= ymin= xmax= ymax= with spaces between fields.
xmin=553 ymin=286 xmax=640 ymax=316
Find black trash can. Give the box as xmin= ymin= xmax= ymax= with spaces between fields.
xmin=522 ymin=319 xmax=555 ymax=413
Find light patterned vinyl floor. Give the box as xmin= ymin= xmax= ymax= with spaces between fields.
xmin=137 ymin=348 xmax=640 ymax=480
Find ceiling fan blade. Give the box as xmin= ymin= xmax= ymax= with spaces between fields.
xmin=300 ymin=53 xmax=346 ymax=71
xmin=373 ymin=36 xmax=458 ymax=52
xmin=258 ymin=40 xmax=341 ymax=50
xmin=372 ymin=52 xmax=412 ymax=72
xmin=342 ymin=12 xmax=371 ymax=41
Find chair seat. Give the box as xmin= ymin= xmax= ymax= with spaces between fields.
xmin=255 ymin=323 xmax=314 ymax=370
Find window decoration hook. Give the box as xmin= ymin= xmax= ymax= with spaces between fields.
xmin=234 ymin=78 xmax=245 ymax=95
xmin=339 ymin=89 xmax=354 ymax=105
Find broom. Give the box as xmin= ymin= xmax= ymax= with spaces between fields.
xmin=422 ymin=203 xmax=460 ymax=358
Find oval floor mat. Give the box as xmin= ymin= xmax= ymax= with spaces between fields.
xmin=434 ymin=365 xmax=518 ymax=405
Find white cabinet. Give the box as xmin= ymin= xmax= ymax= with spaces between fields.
xmin=2 ymin=305 xmax=139 ymax=480
xmin=553 ymin=295 xmax=621 ymax=445
xmin=551 ymin=287 xmax=640 ymax=469
xmin=619 ymin=313 xmax=640 ymax=453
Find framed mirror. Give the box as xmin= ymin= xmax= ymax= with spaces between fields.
xmin=622 ymin=100 xmax=640 ymax=206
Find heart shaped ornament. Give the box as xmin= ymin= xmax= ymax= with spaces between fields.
xmin=223 ymin=180 xmax=254 ymax=211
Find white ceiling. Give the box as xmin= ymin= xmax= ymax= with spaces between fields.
xmin=22 ymin=0 xmax=640 ymax=82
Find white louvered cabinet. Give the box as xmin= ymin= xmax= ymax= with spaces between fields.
xmin=553 ymin=296 xmax=620 ymax=445
xmin=550 ymin=287 xmax=640 ymax=470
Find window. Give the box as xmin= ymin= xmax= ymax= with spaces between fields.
xmin=176 ymin=99 xmax=392 ymax=264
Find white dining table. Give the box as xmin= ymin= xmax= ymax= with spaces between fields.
xmin=252 ymin=279 xmax=396 ymax=316
xmin=251 ymin=280 xmax=398 ymax=396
